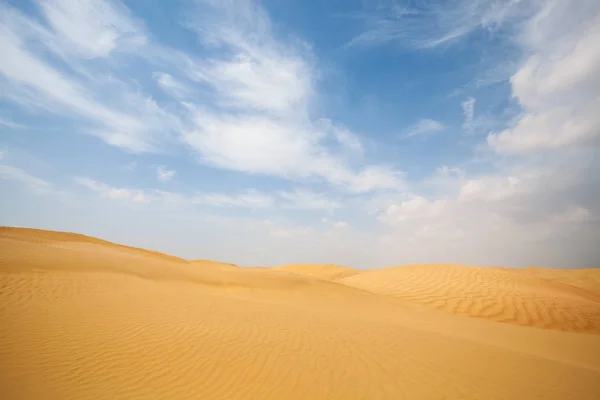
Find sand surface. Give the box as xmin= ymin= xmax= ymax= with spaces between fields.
xmin=2 ymin=227 xmax=600 ymax=399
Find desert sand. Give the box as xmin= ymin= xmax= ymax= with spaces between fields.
xmin=1 ymin=227 xmax=600 ymax=399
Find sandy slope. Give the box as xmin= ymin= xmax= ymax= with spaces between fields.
xmin=1 ymin=228 xmax=600 ymax=400
xmin=339 ymin=264 xmax=600 ymax=334
xmin=272 ymin=263 xmax=359 ymax=280
xmin=501 ymin=266 xmax=600 ymax=293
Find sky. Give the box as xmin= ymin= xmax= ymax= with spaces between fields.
xmin=1 ymin=0 xmax=599 ymax=269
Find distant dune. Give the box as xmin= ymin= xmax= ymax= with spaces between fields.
xmin=272 ymin=263 xmax=360 ymax=280
xmin=338 ymin=264 xmax=600 ymax=334
xmin=2 ymin=227 xmax=600 ymax=400
xmin=502 ymin=266 xmax=600 ymax=293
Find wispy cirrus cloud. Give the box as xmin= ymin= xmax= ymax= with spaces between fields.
xmin=0 ymin=1 xmax=178 ymax=153
xmin=0 ymin=117 xmax=26 ymax=129
xmin=0 ymin=164 xmax=51 ymax=190
xmin=461 ymin=97 xmax=476 ymax=132
xmin=154 ymin=73 xmax=194 ymax=99
xmin=347 ymin=1 xmax=600 ymax=151
xmin=278 ymin=189 xmax=342 ymax=211
xmin=37 ymin=0 xmax=146 ymax=59
xmin=195 ymin=190 xmax=275 ymax=209
xmin=178 ymin=0 xmax=403 ymax=191
xmin=74 ymin=177 xmax=154 ymax=203
xmin=0 ymin=160 xmax=64 ymax=196
xmin=345 ymin=0 xmax=600 ymax=267
xmin=75 ymin=177 xmax=342 ymax=211
xmin=75 ymin=177 xmax=272 ymax=208
xmin=402 ymin=118 xmax=445 ymax=138
xmin=0 ymin=0 xmax=404 ymax=192
xmin=346 ymin=0 xmax=531 ymax=49
xmin=3 ymin=0 xmax=599 ymax=270
xmin=263 ymin=220 xmax=314 ymax=239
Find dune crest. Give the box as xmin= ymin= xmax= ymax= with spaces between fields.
xmin=2 ymin=228 xmax=600 ymax=400
xmin=272 ymin=263 xmax=360 ymax=280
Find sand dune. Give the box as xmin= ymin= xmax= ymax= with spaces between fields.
xmin=2 ymin=228 xmax=600 ymax=399
xmin=339 ymin=264 xmax=600 ymax=334
xmin=272 ymin=263 xmax=359 ymax=280
xmin=0 ymin=227 xmax=187 ymax=264
xmin=502 ymin=266 xmax=600 ymax=293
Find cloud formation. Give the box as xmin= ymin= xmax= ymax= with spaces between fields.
xmin=488 ymin=0 xmax=600 ymax=152
xmin=74 ymin=177 xmax=343 ymax=211
xmin=0 ymin=1 xmax=178 ymax=153
xmin=403 ymin=119 xmax=445 ymax=138
xmin=461 ymin=97 xmax=476 ymax=132
xmin=347 ymin=0 xmax=530 ymax=49
xmin=1 ymin=0 xmax=599 ymax=269
xmin=179 ymin=1 xmax=403 ymax=191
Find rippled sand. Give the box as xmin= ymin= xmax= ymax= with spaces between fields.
xmin=2 ymin=227 xmax=600 ymax=399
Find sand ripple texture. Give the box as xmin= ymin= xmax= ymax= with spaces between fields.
xmin=2 ymin=227 xmax=600 ymax=400
xmin=338 ymin=264 xmax=600 ymax=334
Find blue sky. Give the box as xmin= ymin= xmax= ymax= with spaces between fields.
xmin=1 ymin=0 xmax=599 ymax=269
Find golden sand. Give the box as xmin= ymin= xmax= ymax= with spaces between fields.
xmin=272 ymin=263 xmax=360 ymax=280
xmin=2 ymin=227 xmax=600 ymax=399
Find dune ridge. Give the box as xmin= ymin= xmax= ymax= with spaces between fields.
xmin=271 ymin=263 xmax=360 ymax=280
xmin=2 ymin=227 xmax=600 ymax=399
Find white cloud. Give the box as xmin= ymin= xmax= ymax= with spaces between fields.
xmin=193 ymin=189 xmax=274 ymax=208
xmin=458 ymin=176 xmax=530 ymax=203
xmin=403 ymin=118 xmax=445 ymax=138
xmin=340 ymin=0 xmax=600 ymax=268
xmin=154 ymin=72 xmax=193 ymax=99
xmin=321 ymin=218 xmax=348 ymax=229
xmin=347 ymin=0 xmax=529 ymax=49
xmin=75 ymin=177 xmax=275 ymax=209
xmin=75 ymin=176 xmax=346 ymax=211
xmin=461 ymin=97 xmax=476 ymax=132
xmin=279 ymin=189 xmax=341 ymax=211
xmin=179 ymin=1 xmax=403 ymax=192
xmin=381 ymin=196 xmax=446 ymax=224
xmin=1 ymin=0 xmax=404 ymax=192
xmin=316 ymin=118 xmax=364 ymax=155
xmin=37 ymin=0 xmax=146 ymax=59
xmin=74 ymin=177 xmax=106 ymax=192
xmin=346 ymin=166 xmax=405 ymax=193
xmin=0 ymin=2 xmax=178 ymax=153
xmin=320 ymin=218 xmax=349 ymax=237
xmin=0 ymin=164 xmax=51 ymax=190
xmin=488 ymin=1 xmax=600 ymax=152
xmin=333 ymin=221 xmax=348 ymax=229
xmin=192 ymin=50 xmax=311 ymax=116
xmin=436 ymin=166 xmax=464 ymax=176
xmin=75 ymin=177 xmax=152 ymax=203
xmin=4 ymin=0 xmax=598 ymax=270
xmin=156 ymin=165 xmax=176 ymax=182
xmin=378 ymin=183 xmax=598 ymax=267
xmin=183 ymin=111 xmax=318 ymax=177
xmin=553 ymin=206 xmax=598 ymax=224
xmin=263 ymin=220 xmax=314 ymax=239
xmin=185 ymin=0 xmax=312 ymax=117
xmin=349 ymin=1 xmax=600 ymax=151
xmin=0 ymin=117 xmax=25 ymax=129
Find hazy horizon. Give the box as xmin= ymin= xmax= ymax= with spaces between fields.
xmin=1 ymin=0 xmax=599 ymax=269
